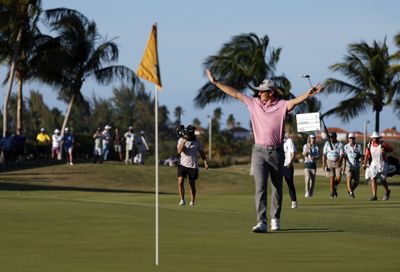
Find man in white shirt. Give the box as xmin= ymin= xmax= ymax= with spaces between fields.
xmin=283 ymin=134 xmax=297 ymax=208
xmin=124 ymin=126 xmax=136 ymax=164
xmin=343 ymin=133 xmax=363 ymax=198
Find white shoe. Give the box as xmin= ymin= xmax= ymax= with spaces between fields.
xmin=252 ymin=222 xmax=267 ymax=233
xmin=270 ymin=219 xmax=280 ymax=231
xmin=305 ymin=192 xmax=310 ymax=198
xmin=189 ymin=201 xmax=195 ymax=206
xmin=291 ymin=201 xmax=297 ymax=208
xmin=178 ymin=200 xmax=185 ymax=206
xmin=70 ymin=162 xmax=74 ymax=166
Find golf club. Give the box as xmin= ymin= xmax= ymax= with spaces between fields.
xmin=300 ymin=74 xmax=333 ymax=149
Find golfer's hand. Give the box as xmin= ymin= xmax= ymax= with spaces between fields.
xmin=308 ymin=83 xmax=324 ymax=96
xmin=204 ymin=161 xmax=209 ymax=170
xmin=206 ymin=69 xmax=217 ymax=84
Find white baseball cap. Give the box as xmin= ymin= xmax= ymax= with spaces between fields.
xmin=348 ymin=133 xmax=355 ymax=138
xmin=40 ymin=128 xmax=45 ymax=132
xmin=370 ymin=131 xmax=381 ymax=138
xmin=309 ymin=134 xmax=315 ymax=138
xmin=54 ymin=129 xmax=60 ymax=133
xmin=105 ymin=125 xmax=111 ymax=130
xmin=253 ymin=79 xmax=276 ymax=91
xmin=64 ymin=127 xmax=69 ymax=131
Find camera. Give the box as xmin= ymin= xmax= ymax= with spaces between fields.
xmin=176 ymin=125 xmax=196 ymax=141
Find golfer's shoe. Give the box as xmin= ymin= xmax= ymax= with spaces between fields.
xmin=330 ymin=192 xmax=335 ymax=198
xmin=270 ymin=219 xmax=280 ymax=231
xmin=305 ymin=192 xmax=310 ymax=198
xmin=383 ymin=190 xmax=391 ymax=201
xmin=349 ymin=191 xmax=355 ymax=198
xmin=189 ymin=201 xmax=195 ymax=206
xmin=369 ymin=195 xmax=378 ymax=201
xmin=291 ymin=201 xmax=297 ymax=209
xmin=252 ymin=222 xmax=267 ymax=233
xmin=178 ymin=200 xmax=186 ymax=206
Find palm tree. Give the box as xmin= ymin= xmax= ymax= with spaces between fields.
xmin=40 ymin=8 xmax=136 ymax=134
xmin=324 ymin=39 xmax=400 ymax=132
xmin=392 ymin=32 xmax=400 ymax=118
xmin=194 ymin=33 xmax=288 ymax=107
xmin=0 ymin=0 xmax=42 ymax=136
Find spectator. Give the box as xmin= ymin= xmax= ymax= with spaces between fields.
xmin=323 ymin=132 xmax=344 ymax=198
xmin=364 ymin=131 xmax=393 ymax=201
xmin=36 ymin=128 xmax=51 ymax=161
xmin=93 ymin=128 xmax=103 ymax=163
xmin=283 ymin=134 xmax=297 ymax=208
xmin=134 ymin=130 xmax=150 ymax=165
xmin=62 ymin=127 xmax=74 ymax=165
xmin=51 ymin=129 xmax=62 ymax=160
xmin=0 ymin=131 xmax=14 ymax=166
xmin=102 ymin=125 xmax=112 ymax=161
xmin=302 ymin=134 xmax=320 ymax=198
xmin=124 ymin=126 xmax=136 ymax=164
xmin=113 ymin=128 xmax=123 ymax=161
xmin=343 ymin=133 xmax=363 ymax=198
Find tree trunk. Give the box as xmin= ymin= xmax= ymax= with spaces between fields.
xmin=16 ymin=78 xmax=23 ymax=135
xmin=374 ymin=110 xmax=380 ymax=132
xmin=61 ymin=94 xmax=75 ymax=136
xmin=3 ymin=28 xmax=23 ymax=137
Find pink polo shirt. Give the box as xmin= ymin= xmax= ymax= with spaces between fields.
xmin=242 ymin=95 xmax=288 ymax=146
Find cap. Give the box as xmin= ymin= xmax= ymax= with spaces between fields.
xmin=64 ymin=127 xmax=69 ymax=131
xmin=348 ymin=133 xmax=355 ymax=138
xmin=128 ymin=126 xmax=133 ymax=130
xmin=140 ymin=130 xmax=144 ymax=135
xmin=329 ymin=131 xmax=337 ymax=138
xmin=370 ymin=131 xmax=381 ymax=138
xmin=40 ymin=128 xmax=45 ymax=132
xmin=253 ymin=79 xmax=276 ymax=92
xmin=309 ymin=134 xmax=315 ymax=138
xmin=54 ymin=129 xmax=60 ymax=133
xmin=105 ymin=125 xmax=111 ymax=130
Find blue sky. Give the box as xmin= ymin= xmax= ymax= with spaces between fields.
xmin=2 ymin=0 xmax=400 ymax=133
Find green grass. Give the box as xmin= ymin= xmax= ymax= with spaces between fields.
xmin=0 ymin=162 xmax=399 ymax=272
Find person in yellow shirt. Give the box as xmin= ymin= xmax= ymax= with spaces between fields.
xmin=36 ymin=128 xmax=51 ymax=160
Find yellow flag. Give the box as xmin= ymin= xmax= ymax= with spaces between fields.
xmin=137 ymin=24 xmax=162 ymax=90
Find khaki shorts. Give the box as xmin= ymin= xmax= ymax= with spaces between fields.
xmin=345 ymin=165 xmax=360 ymax=181
xmin=327 ymin=160 xmax=342 ymax=178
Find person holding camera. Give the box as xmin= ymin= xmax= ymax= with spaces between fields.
xmin=177 ymin=125 xmax=208 ymax=206
xmin=343 ymin=133 xmax=363 ymax=198
xmin=206 ymin=69 xmax=323 ymax=232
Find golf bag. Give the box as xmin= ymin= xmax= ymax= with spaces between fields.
xmin=387 ymin=155 xmax=400 ymax=177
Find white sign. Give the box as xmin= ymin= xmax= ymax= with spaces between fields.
xmin=296 ymin=112 xmax=321 ymax=132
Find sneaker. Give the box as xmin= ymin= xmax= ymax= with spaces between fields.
xmin=330 ymin=192 xmax=335 ymax=198
xmin=252 ymin=222 xmax=267 ymax=233
xmin=333 ymin=190 xmax=338 ymax=198
xmin=270 ymin=219 xmax=280 ymax=231
xmin=189 ymin=201 xmax=195 ymax=206
xmin=349 ymin=191 xmax=355 ymax=198
xmin=178 ymin=200 xmax=186 ymax=206
xmin=383 ymin=190 xmax=391 ymax=201
xmin=70 ymin=162 xmax=74 ymax=166
xmin=369 ymin=195 xmax=377 ymax=201
xmin=291 ymin=201 xmax=297 ymax=208
xmin=305 ymin=192 xmax=310 ymax=198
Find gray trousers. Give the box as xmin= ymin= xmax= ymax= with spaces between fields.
xmin=252 ymin=144 xmax=284 ymax=224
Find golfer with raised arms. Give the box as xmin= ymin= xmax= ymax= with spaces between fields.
xmin=206 ymin=69 xmax=323 ymax=232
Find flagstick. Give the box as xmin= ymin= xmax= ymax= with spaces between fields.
xmin=155 ymin=85 xmax=159 ymax=266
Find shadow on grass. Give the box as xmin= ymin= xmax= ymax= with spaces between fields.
xmin=0 ymin=182 xmax=175 ymax=195
xmin=274 ymin=228 xmax=345 ymax=234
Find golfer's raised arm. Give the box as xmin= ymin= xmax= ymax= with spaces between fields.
xmin=287 ymin=83 xmax=324 ymax=112
xmin=206 ymin=69 xmax=244 ymax=103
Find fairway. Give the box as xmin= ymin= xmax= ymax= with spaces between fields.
xmin=1 ymin=163 xmax=399 ymax=272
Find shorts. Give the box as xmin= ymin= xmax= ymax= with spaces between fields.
xmin=114 ymin=144 xmax=122 ymax=153
xmin=327 ymin=160 xmax=342 ymax=177
xmin=177 ymin=164 xmax=198 ymax=180
xmin=345 ymin=165 xmax=360 ymax=181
